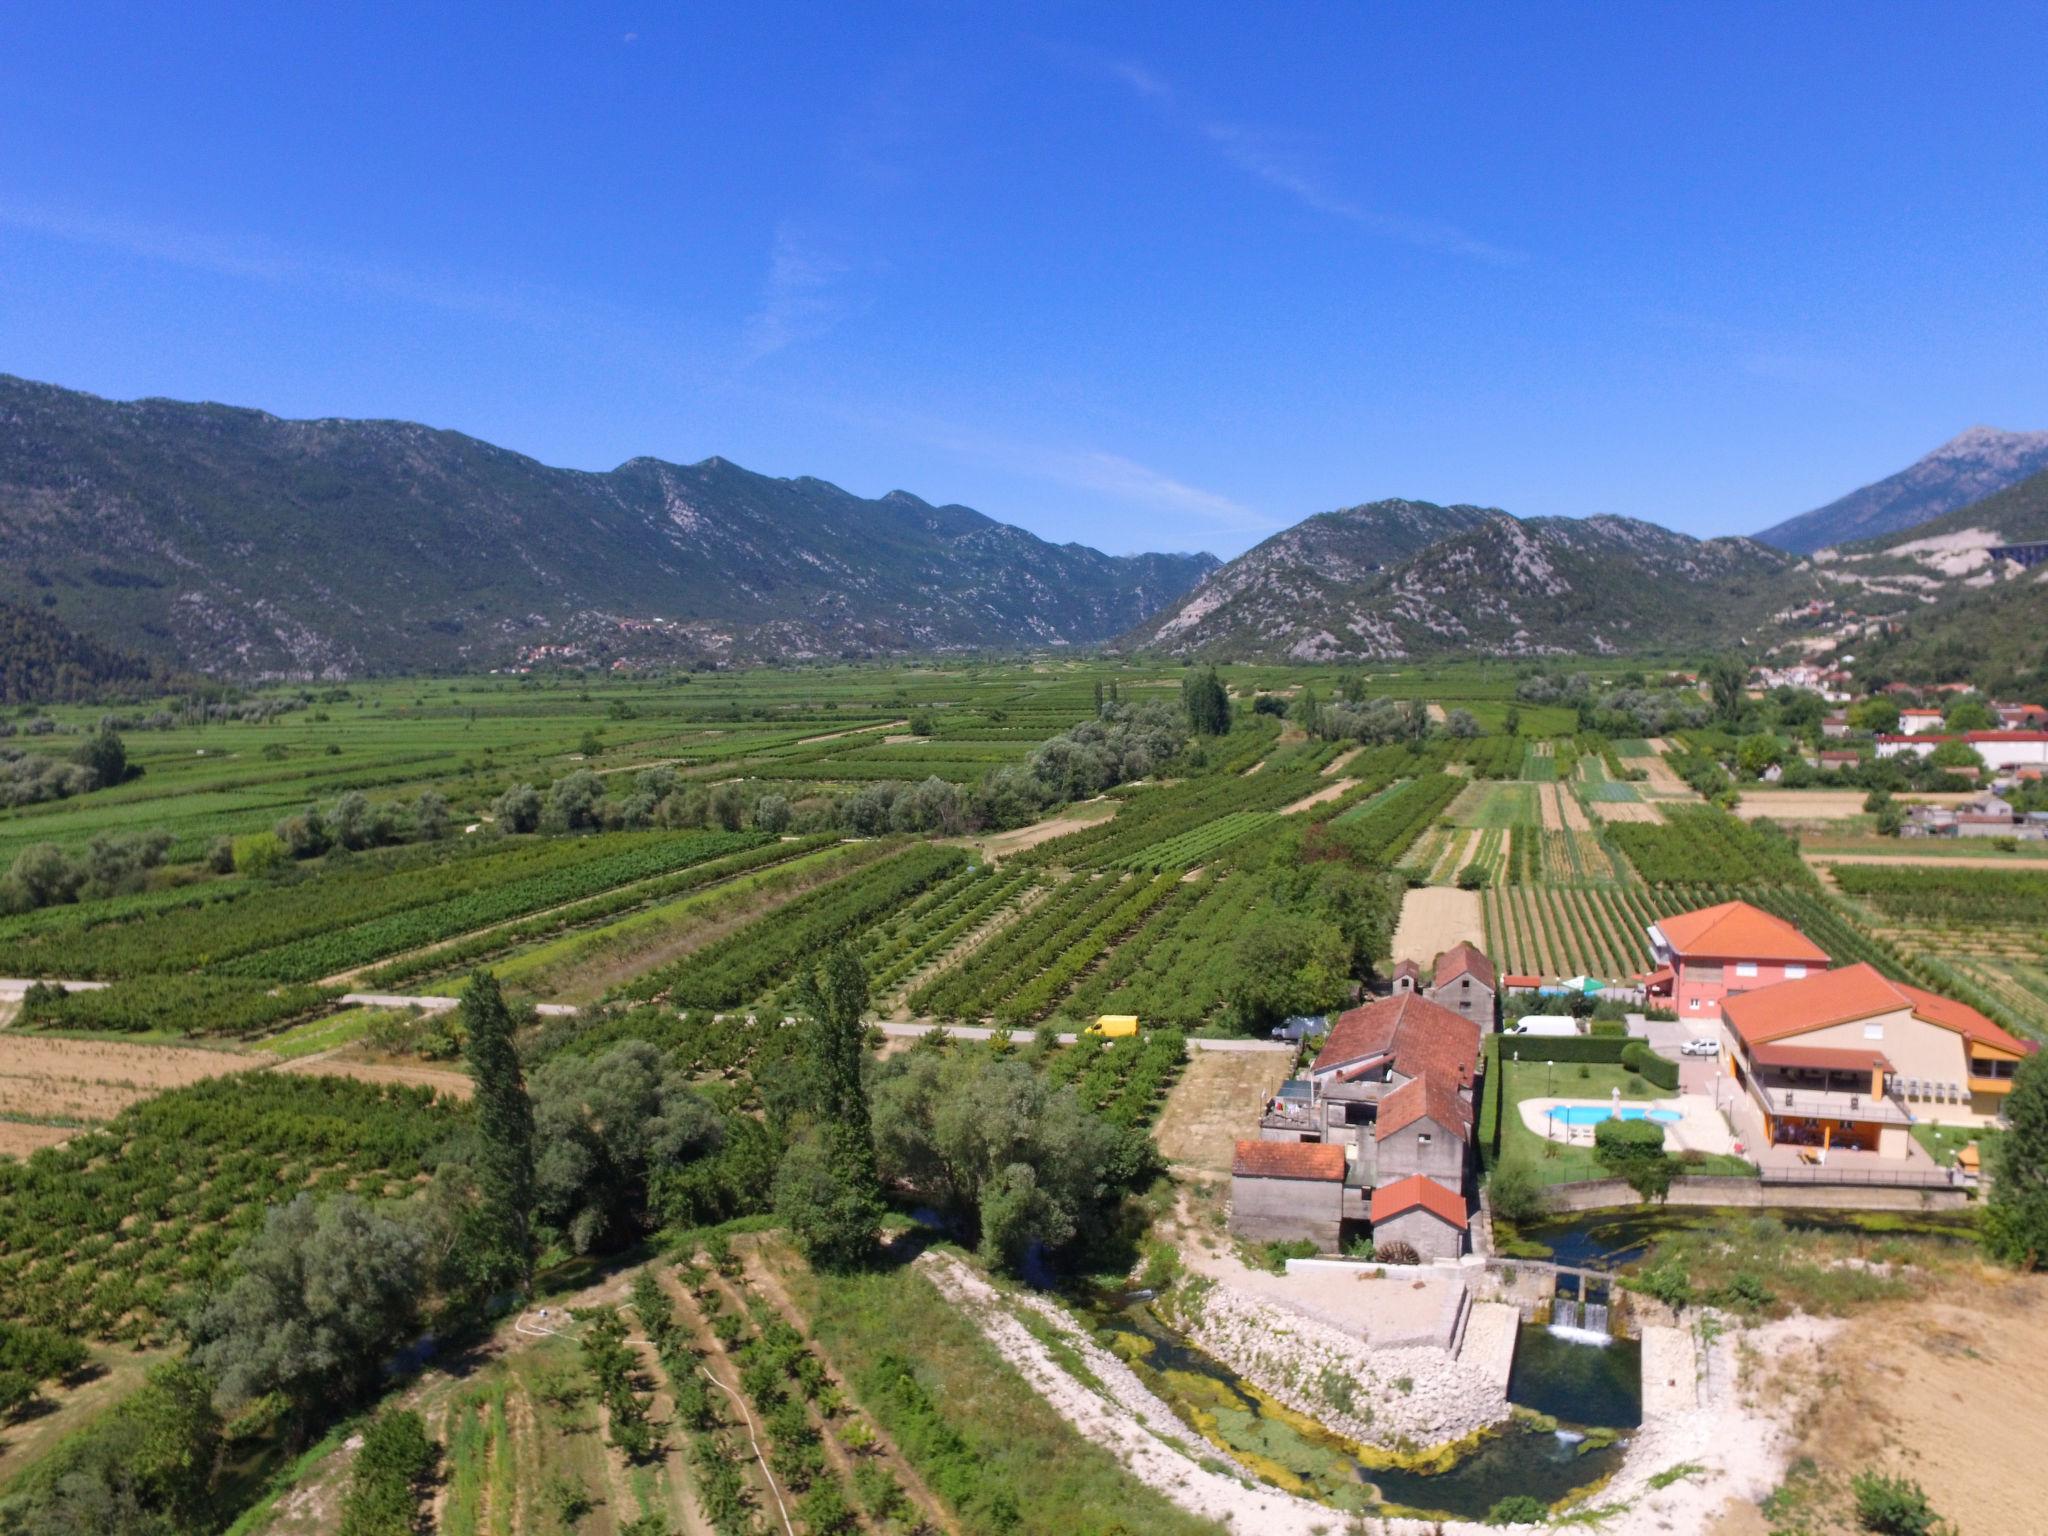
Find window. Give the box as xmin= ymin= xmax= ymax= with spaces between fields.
xmin=1785 ymin=965 xmax=1807 ymax=980
xmin=1735 ymin=962 xmax=1758 ymax=978
xmin=1689 ymin=999 xmax=1701 ymax=1010
xmin=1417 ymin=1133 xmax=1432 ymax=1146
xmin=1863 ymin=1024 xmax=1884 ymax=1040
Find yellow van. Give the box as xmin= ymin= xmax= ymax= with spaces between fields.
xmin=1086 ymin=1015 xmax=1140 ymax=1038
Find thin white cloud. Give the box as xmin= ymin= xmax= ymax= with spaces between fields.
xmin=0 ymin=197 xmax=579 ymax=324
xmin=1101 ymin=59 xmax=1522 ymax=266
xmin=739 ymin=224 xmax=852 ymax=362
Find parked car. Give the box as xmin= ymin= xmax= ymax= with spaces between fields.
xmin=1680 ymin=1037 xmax=1720 ymax=1056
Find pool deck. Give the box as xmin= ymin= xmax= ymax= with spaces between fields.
xmin=1518 ymin=1094 xmax=1735 ymax=1156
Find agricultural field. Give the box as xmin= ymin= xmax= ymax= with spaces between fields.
xmin=4 ymin=654 xmax=2001 ymax=1533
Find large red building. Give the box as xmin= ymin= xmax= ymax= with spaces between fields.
xmin=1645 ymin=900 xmax=1831 ymax=1021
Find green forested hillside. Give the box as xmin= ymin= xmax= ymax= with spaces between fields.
xmin=0 ymin=375 xmax=1216 ymax=678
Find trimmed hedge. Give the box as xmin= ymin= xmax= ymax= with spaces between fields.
xmin=1478 ymin=1035 xmax=1503 ymax=1155
xmin=1622 ymin=1040 xmax=1680 ymax=1090
xmin=1493 ymin=1034 xmax=1629 ymax=1064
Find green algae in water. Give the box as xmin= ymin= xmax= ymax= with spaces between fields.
xmin=1084 ymin=1295 xmax=1630 ymax=1521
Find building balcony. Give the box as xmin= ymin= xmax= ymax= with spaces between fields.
xmin=1752 ymin=1080 xmax=1912 ymax=1126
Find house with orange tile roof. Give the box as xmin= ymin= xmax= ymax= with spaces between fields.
xmin=1229 ymin=1139 xmax=1351 ymax=1247
xmin=1371 ymin=1075 xmax=1472 ymax=1193
xmin=1644 ymin=899 xmax=1830 ymax=1021
xmin=1720 ymin=961 xmax=2035 ymax=1154
xmin=1306 ymin=993 xmax=1482 ymax=1149
xmin=1368 ymin=1176 xmax=1469 ymax=1262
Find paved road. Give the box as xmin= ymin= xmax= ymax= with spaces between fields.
xmin=340 ymin=991 xmax=581 ymax=1018
xmin=0 ymin=978 xmax=108 ymax=999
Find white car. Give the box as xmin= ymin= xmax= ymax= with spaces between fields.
xmin=1680 ymin=1037 xmax=1720 ymax=1057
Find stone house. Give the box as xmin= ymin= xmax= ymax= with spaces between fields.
xmin=1306 ymin=994 xmax=1482 ymax=1150
xmin=1426 ymin=942 xmax=1497 ymax=1030
xmin=1228 ymin=1139 xmax=1349 ymax=1248
xmin=1368 ymin=1176 xmax=1468 ymax=1262
xmin=1369 ymin=1075 xmax=1472 ymax=1194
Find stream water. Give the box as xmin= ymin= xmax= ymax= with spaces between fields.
xmin=1506 ymin=1206 xmax=1981 ymax=1271
xmin=1083 ymin=1294 xmax=1635 ymax=1521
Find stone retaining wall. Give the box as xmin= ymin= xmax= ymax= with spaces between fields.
xmin=1534 ymin=1175 xmax=1970 ymax=1214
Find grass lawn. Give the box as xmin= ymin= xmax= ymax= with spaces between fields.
xmin=1463 ymin=783 xmax=1538 ymax=829
xmin=1493 ymin=1059 xmax=1752 ymax=1183
xmin=1911 ymin=1122 xmax=2006 ymax=1169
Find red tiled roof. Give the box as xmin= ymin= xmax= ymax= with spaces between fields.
xmin=1231 ymin=1140 xmax=1347 ymax=1181
xmin=1369 ymin=1175 xmax=1467 ymax=1228
xmin=1654 ymin=900 xmax=1830 ymax=965
xmin=1433 ymin=941 xmax=1497 ymax=993
xmin=1311 ymin=994 xmax=1482 ymax=1089
xmin=1502 ymin=974 xmax=1543 ymax=989
xmin=1724 ymin=962 xmax=2034 ymax=1058
xmin=1375 ymin=1075 xmax=1472 ymax=1141
xmin=1878 ymin=732 xmax=2048 ymax=745
xmin=1393 ymin=958 xmax=1422 ymax=979
xmin=1750 ymin=1042 xmax=1891 ymax=1074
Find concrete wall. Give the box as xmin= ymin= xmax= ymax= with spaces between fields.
xmin=1533 ymin=1176 xmax=1970 ymax=1214
xmin=1376 ymin=1119 xmax=1465 ymax=1194
xmin=1229 ymin=1173 xmax=1343 ymax=1247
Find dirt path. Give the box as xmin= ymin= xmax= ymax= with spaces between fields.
xmin=1277 ymin=780 xmax=1353 ymax=815
xmin=1320 ymin=746 xmax=1364 ymax=776
xmin=1390 ymin=886 xmax=1485 ymax=965
xmin=945 ymin=798 xmax=1115 ymax=863
xmin=1150 ymin=1050 xmax=1292 ymax=1173
xmin=796 ymin=718 xmax=907 ymax=746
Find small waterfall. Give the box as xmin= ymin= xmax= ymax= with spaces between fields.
xmin=1546 ymin=1289 xmax=1612 ymax=1346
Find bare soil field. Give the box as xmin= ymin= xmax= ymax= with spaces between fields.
xmin=1735 ymin=789 xmax=1971 ymax=822
xmin=1812 ymin=851 xmax=2048 ymax=873
xmin=1638 ymin=742 xmax=1698 ymax=798
xmin=949 ymin=797 xmax=1115 ymax=862
xmin=278 ymin=1054 xmax=473 ymax=1100
xmin=1712 ymin=1273 xmax=2048 ymax=1536
xmin=0 ymin=1034 xmax=258 ymax=1128
xmin=1554 ymin=783 xmax=1593 ymax=831
xmin=1391 ymin=886 xmax=1485 ymax=965
xmin=1591 ymin=798 xmax=1663 ymax=822
xmin=0 ymin=1121 xmax=74 ymax=1157
xmin=1537 ymin=782 xmax=1567 ymax=830
xmin=1151 ymin=1049 xmax=1293 ymax=1173
xmin=1277 ymin=779 xmax=1354 ymax=815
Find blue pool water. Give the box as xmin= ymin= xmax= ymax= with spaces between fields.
xmin=1546 ymin=1105 xmax=1682 ymax=1127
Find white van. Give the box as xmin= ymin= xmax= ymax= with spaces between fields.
xmin=1506 ymin=1015 xmax=1583 ymax=1038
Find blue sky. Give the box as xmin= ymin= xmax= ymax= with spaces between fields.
xmin=3 ymin=3 xmax=2045 ymax=558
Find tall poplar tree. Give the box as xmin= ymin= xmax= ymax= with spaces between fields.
xmin=461 ymin=970 xmax=536 ymax=1291
xmin=775 ymin=944 xmax=884 ymax=1269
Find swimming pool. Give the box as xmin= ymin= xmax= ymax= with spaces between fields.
xmin=1545 ymin=1105 xmax=1683 ymax=1127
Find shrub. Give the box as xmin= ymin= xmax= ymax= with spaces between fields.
xmin=1850 ymin=1471 xmax=1951 ymax=1535
xmin=1486 ymin=1164 xmax=1544 ymax=1225
xmin=337 ymin=1408 xmax=435 ymax=1536
xmin=1487 ymin=1493 xmax=1547 ymax=1523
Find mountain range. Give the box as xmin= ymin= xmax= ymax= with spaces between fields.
xmin=1118 ymin=502 xmax=1823 ymax=661
xmin=0 ymin=375 xmax=1215 ymax=677
xmin=1752 ymin=426 xmax=2048 ymax=554
xmin=2 ymin=371 xmax=2043 ymax=681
